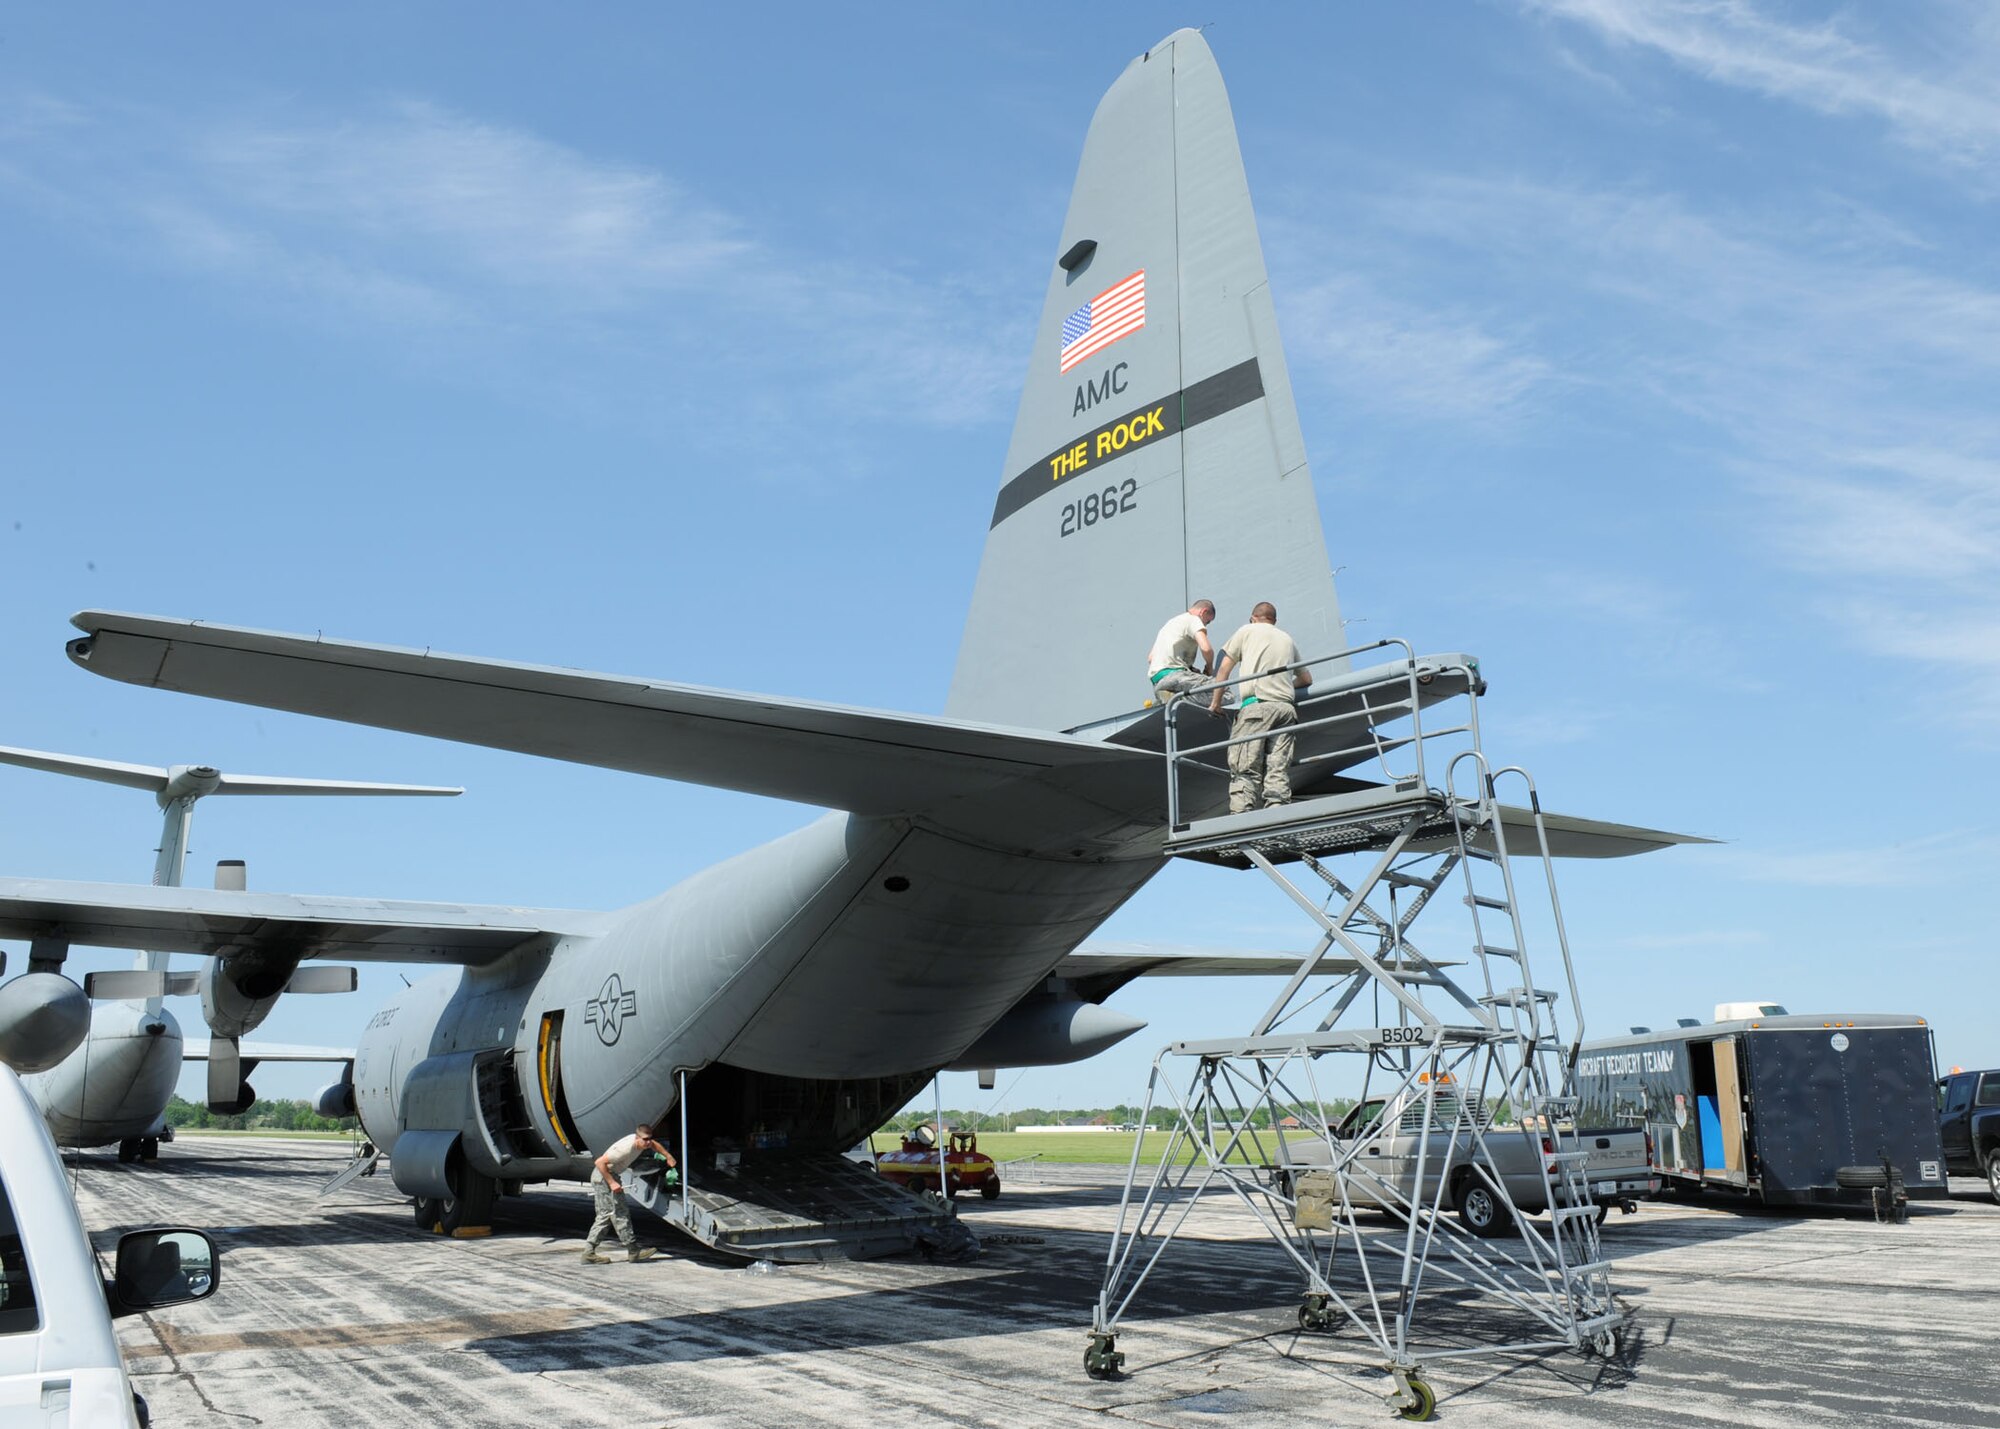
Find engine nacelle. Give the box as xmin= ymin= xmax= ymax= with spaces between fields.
xmin=200 ymin=950 xmax=301 ymax=1039
xmin=212 ymin=1079 xmax=257 ymax=1117
xmin=314 ymin=1079 xmax=356 ymax=1120
xmin=944 ymin=995 xmax=1147 ymax=1071
xmin=0 ymin=972 xmax=91 ymax=1074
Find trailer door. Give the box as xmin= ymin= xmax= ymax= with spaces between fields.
xmin=1705 ymin=1037 xmax=1747 ymax=1181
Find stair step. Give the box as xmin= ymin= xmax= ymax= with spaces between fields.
xmin=1551 ymin=1204 xmax=1601 ymax=1220
xmin=1475 ymin=945 xmax=1522 ymax=960
xmin=1465 ymin=893 xmax=1510 ymax=910
xmin=1477 ymin=987 xmax=1559 ymax=1007
xmin=1561 ymin=1260 xmax=1610 ymax=1278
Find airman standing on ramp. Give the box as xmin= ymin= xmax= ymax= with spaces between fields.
xmin=581 ymin=1123 xmax=672 ymax=1264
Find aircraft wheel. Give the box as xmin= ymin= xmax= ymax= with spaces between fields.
xmin=439 ymin=1170 xmax=496 ymax=1235
xmin=1393 ymin=1376 xmax=1436 ymax=1422
xmin=1986 ymin=1148 xmax=2000 ymax=1207
xmin=980 ymin=1177 xmax=1001 ymax=1200
xmin=412 ymin=1196 xmax=443 ymax=1232
xmin=140 ymin=1136 xmax=160 ymax=1161
xmin=117 ymin=1138 xmax=140 ymax=1164
xmin=1454 ymin=1177 xmax=1514 ymax=1239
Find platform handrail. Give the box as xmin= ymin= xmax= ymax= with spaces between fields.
xmin=1164 ymin=637 xmax=1464 ymax=830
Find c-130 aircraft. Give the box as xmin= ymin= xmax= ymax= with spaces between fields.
xmin=0 ymin=30 xmax=1694 ymax=1256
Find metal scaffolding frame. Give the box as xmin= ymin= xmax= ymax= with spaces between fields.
xmin=1083 ymin=644 xmax=1628 ymax=1420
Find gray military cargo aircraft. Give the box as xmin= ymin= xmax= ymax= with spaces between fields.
xmin=0 ymin=29 xmax=1695 ymax=1256
xmin=0 ymin=744 xmax=455 ymax=1158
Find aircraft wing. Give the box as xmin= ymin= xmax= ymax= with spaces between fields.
xmin=0 ymin=876 xmax=610 ymax=967
xmin=182 ymin=1038 xmax=353 ymax=1064
xmin=65 ymin=612 xmax=1156 ymax=816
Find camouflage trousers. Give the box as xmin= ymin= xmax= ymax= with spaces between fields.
xmin=584 ymin=1168 xmax=634 ymax=1250
xmin=1228 ymin=698 xmax=1297 ymax=814
xmin=1150 ymin=668 xmax=1208 ymax=698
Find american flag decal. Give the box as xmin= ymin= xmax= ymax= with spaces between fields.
xmin=1059 ymin=269 xmax=1145 ymax=372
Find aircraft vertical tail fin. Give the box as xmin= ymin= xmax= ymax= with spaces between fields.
xmin=947 ymin=29 xmax=1341 ymax=734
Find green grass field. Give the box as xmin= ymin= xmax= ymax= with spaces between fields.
xmin=172 ymin=1128 xmax=356 ymax=1141
xmin=866 ymin=1130 xmax=1286 ymax=1166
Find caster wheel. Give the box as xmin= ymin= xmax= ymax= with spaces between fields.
xmin=1590 ymin=1327 xmax=1622 ymax=1358
xmin=1394 ymin=1376 xmax=1436 ymax=1421
xmin=1297 ymin=1295 xmax=1334 ymax=1333
xmin=1083 ymin=1333 xmax=1124 ymax=1380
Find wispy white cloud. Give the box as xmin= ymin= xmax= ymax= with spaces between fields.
xmin=1763 ymin=448 xmax=2000 ymax=587
xmin=1726 ymin=830 xmax=2000 ymax=886
xmin=1479 ymin=703 xmax=1613 ymax=747
xmin=1281 ymin=273 xmax=1557 ymax=424
xmin=1336 ymin=170 xmax=2000 ymax=726
xmin=0 ymin=94 xmax=1023 ymax=434
xmin=190 ymin=103 xmax=749 ymax=306
xmin=1524 ymin=0 xmax=2000 ymax=169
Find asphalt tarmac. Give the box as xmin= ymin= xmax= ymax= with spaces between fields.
xmin=67 ymin=1139 xmax=2000 ymax=1426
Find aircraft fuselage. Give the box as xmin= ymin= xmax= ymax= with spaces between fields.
xmin=353 ymin=810 xmax=1162 ymax=1185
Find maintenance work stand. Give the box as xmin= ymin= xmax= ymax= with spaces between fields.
xmin=1084 ymin=641 xmax=1628 ymax=1422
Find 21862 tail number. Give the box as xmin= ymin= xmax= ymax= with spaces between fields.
xmin=1060 ymin=478 xmax=1137 ymax=538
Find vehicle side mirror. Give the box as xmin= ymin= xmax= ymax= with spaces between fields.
xmin=112 ymin=1229 xmax=219 ymax=1316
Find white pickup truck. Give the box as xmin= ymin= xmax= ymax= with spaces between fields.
xmin=1284 ymin=1084 xmax=1658 ymax=1238
xmin=0 ymin=1065 xmax=221 ymax=1427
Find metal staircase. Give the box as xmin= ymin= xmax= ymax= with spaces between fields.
xmin=1083 ymin=642 xmax=1628 ymax=1420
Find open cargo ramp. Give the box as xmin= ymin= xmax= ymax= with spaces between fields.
xmin=627 ymin=1151 xmax=969 ymax=1264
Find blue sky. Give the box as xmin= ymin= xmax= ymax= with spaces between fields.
xmin=1 ymin=2 xmax=1994 ymax=1114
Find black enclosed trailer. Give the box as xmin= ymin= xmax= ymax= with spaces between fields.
xmin=1575 ymin=1013 xmax=1946 ymax=1209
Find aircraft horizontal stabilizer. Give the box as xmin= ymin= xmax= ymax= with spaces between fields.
xmin=1054 ymin=942 xmax=1398 ymax=1003
xmin=0 ymin=876 xmax=610 ymax=967
xmin=1425 ymin=806 xmax=1715 ymax=860
xmin=0 ymin=741 xmax=461 ymax=799
xmin=66 ymin=612 xmax=1153 ymax=816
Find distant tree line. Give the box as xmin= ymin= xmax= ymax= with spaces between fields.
xmin=884 ymin=1100 xmax=1362 ymax=1135
xmin=163 ymin=1095 xmax=358 ymax=1133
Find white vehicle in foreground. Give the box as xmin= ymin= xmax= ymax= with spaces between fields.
xmin=0 ymin=1064 xmax=219 ymax=1427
